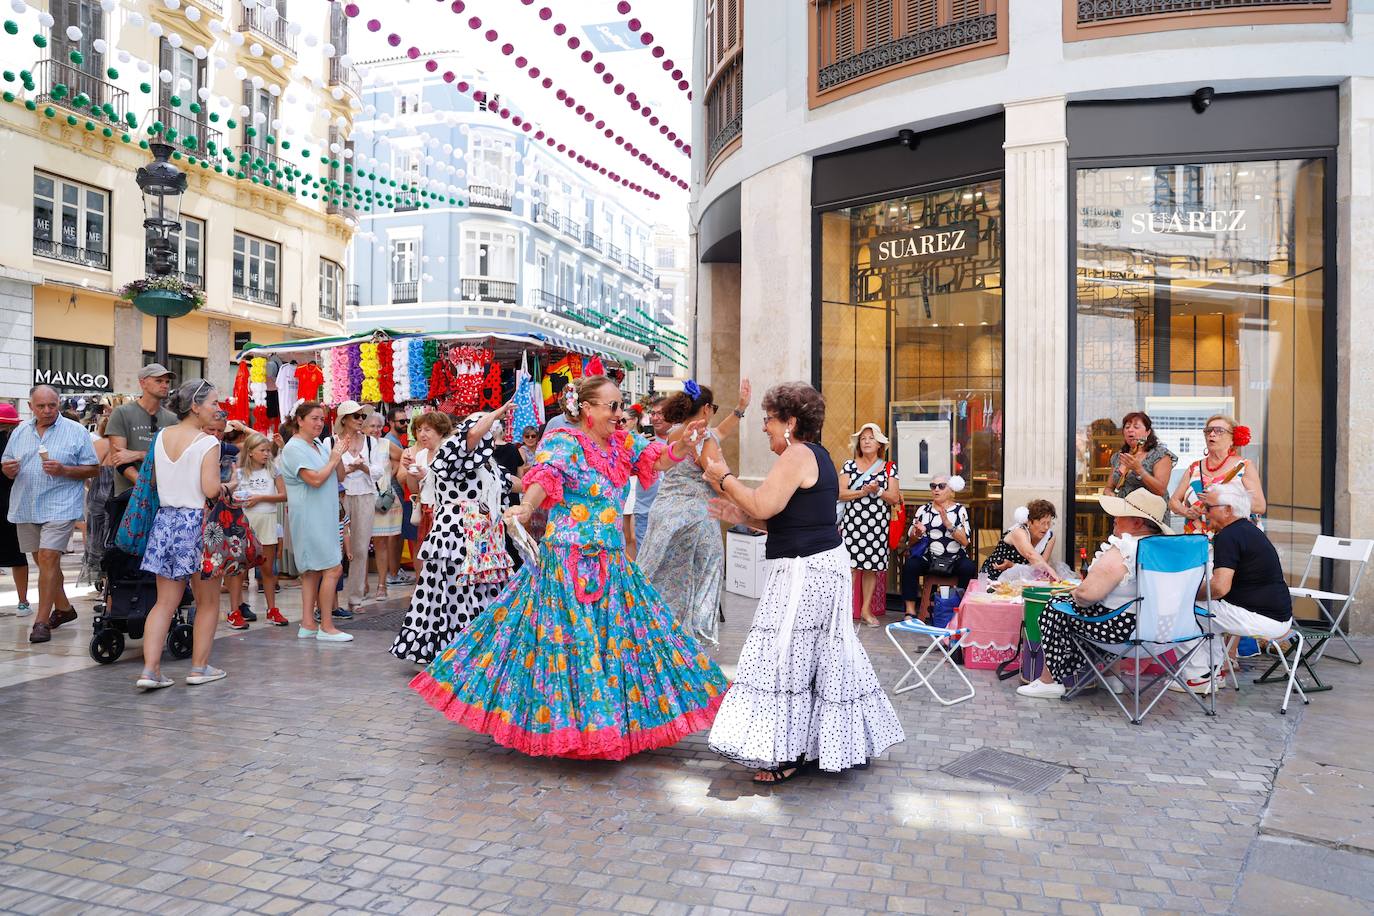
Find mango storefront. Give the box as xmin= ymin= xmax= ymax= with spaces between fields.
xmin=811 ymin=89 xmax=1336 ymax=584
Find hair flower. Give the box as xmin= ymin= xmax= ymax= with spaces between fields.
xmin=683 ymin=379 xmax=701 ymax=400
xmin=565 ymin=386 xmax=580 ymax=418
xmin=1233 ymin=425 xmax=1251 ymax=448
xmin=948 ymin=475 xmax=967 ymax=493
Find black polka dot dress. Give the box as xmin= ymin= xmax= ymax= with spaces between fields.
xmin=390 ymin=425 xmax=513 ymax=665
xmin=840 ymin=459 xmax=894 ymax=571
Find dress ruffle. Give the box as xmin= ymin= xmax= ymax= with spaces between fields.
xmin=523 ymin=464 xmax=564 ymax=509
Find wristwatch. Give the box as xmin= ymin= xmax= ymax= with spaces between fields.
xmin=732 ymin=408 xmax=746 ymax=419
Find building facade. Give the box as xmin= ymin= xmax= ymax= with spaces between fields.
xmin=0 ymin=0 xmax=356 ymax=407
xmin=691 ymin=0 xmax=1374 ymax=629
xmin=345 ymin=58 xmax=664 ymax=375
xmin=650 ymin=222 xmax=691 ymax=383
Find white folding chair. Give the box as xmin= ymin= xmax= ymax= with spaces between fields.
xmin=885 ymin=619 xmax=975 ymax=706
xmin=1289 ymin=536 xmax=1372 ymax=665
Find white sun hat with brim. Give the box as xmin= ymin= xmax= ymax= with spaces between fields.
xmin=1097 ymin=489 xmax=1174 ymax=534
xmin=849 ymin=422 xmax=890 ymax=450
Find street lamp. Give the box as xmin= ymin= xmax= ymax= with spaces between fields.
xmin=136 ymin=141 xmax=187 ymax=367
xmin=644 ymin=343 xmax=661 ymax=396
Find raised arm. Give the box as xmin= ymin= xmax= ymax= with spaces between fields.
xmin=709 ymin=378 xmax=751 ymax=441
xmin=703 ymin=445 xmax=811 ymax=522
xmin=466 ymin=401 xmax=512 ymax=451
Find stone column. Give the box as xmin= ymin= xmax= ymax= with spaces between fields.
xmin=0 ymin=268 xmax=39 ymax=409
xmin=1336 ymin=77 xmax=1374 ymax=633
xmin=704 ymin=261 xmax=742 ymax=468
xmin=1001 ymin=96 xmax=1069 ymax=565
xmin=205 ymin=318 xmax=234 ymax=394
xmin=111 ymin=302 xmax=144 ymax=395
xmin=738 ymin=155 xmax=812 ymax=481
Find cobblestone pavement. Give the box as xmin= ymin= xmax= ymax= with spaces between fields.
xmin=0 ymin=588 xmax=1370 ymax=915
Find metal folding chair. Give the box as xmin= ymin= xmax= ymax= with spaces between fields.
xmin=885 ymin=619 xmax=976 ymax=706
xmin=1288 ymin=536 xmax=1372 ymax=665
xmin=1058 ymin=534 xmax=1214 ymax=725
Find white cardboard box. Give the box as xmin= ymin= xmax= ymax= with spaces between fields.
xmin=725 ymin=530 xmax=768 ymax=599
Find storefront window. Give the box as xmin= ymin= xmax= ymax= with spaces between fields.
xmin=1072 ymin=158 xmax=1326 ymax=579
xmin=819 ymin=178 xmax=1004 ymax=536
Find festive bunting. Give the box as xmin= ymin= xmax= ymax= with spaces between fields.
xmin=612 ymin=1 xmax=693 ymax=110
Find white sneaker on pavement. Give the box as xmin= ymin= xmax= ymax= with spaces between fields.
xmin=1016 ymin=680 xmax=1065 ymax=699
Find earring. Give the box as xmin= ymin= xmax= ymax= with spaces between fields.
xmin=784 ymin=428 xmax=791 ymax=444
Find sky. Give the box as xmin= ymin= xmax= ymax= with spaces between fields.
xmin=347 ymin=0 xmax=694 ymax=229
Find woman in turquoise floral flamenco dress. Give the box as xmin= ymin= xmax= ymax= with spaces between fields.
xmin=411 ymin=375 xmax=728 ymax=760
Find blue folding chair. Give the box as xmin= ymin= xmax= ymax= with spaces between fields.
xmin=885 ymin=618 xmax=976 ymax=706
xmin=1054 ymin=534 xmax=1214 ymax=724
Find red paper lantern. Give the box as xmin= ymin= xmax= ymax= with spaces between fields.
xmin=617 ymin=1 xmax=631 ymax=13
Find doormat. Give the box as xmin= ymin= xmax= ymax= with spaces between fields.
xmin=939 ymin=747 xmax=1068 ymax=795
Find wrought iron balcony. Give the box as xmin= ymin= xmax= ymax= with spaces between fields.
xmin=609 ymin=244 xmax=624 ymax=264
xmin=468 ymin=184 xmax=513 ymax=210
xmin=234 ymin=282 xmax=279 ymax=306
xmin=238 ymin=147 xmax=296 ymax=188
xmin=151 ymin=106 xmax=222 ymax=154
xmin=346 ymin=283 xmax=360 ymax=307
xmin=328 ymin=58 xmax=361 ymax=96
xmin=33 ymin=235 xmax=108 ymax=270
xmin=391 ymin=280 xmax=418 ymax=304
xmin=533 ymin=289 xmax=576 ymax=313
xmin=239 ymin=2 xmax=297 ymax=56
xmin=627 ymin=255 xmax=643 ymax=274
xmin=462 ymin=278 xmax=516 ymax=303
xmin=34 ymin=59 xmax=129 ymax=124
xmin=561 ymin=217 xmax=582 ymax=242
xmin=705 ymin=54 xmax=743 ymax=166
xmin=394 ymin=191 xmax=421 ymax=212
xmin=584 ymin=230 xmax=605 ymax=253
xmin=1075 ymin=0 xmax=1338 ymax=24
xmin=534 ymin=203 xmax=561 ymax=230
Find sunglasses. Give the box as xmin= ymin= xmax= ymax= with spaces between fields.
xmin=929 ymin=482 xmax=948 ymax=490
xmin=585 ymin=400 xmax=624 ymax=414
xmin=1204 ymin=426 xmax=1233 ymax=436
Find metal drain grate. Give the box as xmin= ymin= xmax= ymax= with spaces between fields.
xmin=940 ymin=748 xmax=1068 ymax=795
xmin=336 ymin=606 xmax=409 ymax=632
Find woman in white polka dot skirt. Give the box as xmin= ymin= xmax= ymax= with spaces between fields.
xmin=703 ymin=383 xmax=905 ymax=785
xmin=839 ymin=423 xmax=900 ymax=628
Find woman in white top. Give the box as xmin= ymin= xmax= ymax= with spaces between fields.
xmin=137 ymin=380 xmax=227 ymax=691
xmin=237 ymin=432 xmax=288 ymax=625
xmin=334 ymin=400 xmax=385 ymax=612
xmin=400 ymin=413 xmax=446 ymax=549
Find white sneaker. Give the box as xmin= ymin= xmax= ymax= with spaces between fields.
xmin=316 ymin=630 xmax=354 ymax=642
xmin=15 ymin=601 xmax=32 ymax=617
xmin=1166 ymin=674 xmax=1216 ymax=695
xmin=1016 ymin=680 xmax=1065 ymax=699
xmin=297 ymin=627 xmax=318 ymax=639
xmin=1103 ymin=674 xmax=1126 ymax=695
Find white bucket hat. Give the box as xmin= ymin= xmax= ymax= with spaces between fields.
xmin=849 ymin=422 xmax=890 ymax=451
xmin=335 ymin=400 xmax=374 ymax=420
xmin=1098 ymin=489 xmax=1174 ymax=535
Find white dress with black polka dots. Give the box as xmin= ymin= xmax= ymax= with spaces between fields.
xmin=840 ymin=459 xmax=894 ymax=571
xmin=708 ymin=544 xmax=906 ymax=773
xmin=389 ymin=427 xmax=513 ymax=665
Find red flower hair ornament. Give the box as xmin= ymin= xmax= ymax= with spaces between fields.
xmin=1232 ymin=425 xmax=1251 ymax=448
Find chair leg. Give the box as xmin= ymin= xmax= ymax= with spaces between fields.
xmin=1275 ymin=631 xmax=1308 ymax=715
xmin=886 ymin=627 xmax=975 ymax=706
xmin=1312 ymin=600 xmax=1362 ymax=665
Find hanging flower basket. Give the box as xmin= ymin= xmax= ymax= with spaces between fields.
xmin=118 ymin=276 xmax=206 ymax=319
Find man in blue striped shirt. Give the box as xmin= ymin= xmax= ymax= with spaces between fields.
xmin=1 ymin=385 xmax=99 ymax=643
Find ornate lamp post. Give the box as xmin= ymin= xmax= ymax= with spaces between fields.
xmin=644 ymin=343 xmax=661 ymax=396
xmin=134 ymin=142 xmax=190 ymax=365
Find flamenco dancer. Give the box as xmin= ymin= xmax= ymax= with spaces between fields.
xmin=410 ymin=375 xmax=730 ymax=760
xmin=703 ymin=382 xmax=904 ymax=783
xmin=390 ymin=406 xmax=514 ymax=665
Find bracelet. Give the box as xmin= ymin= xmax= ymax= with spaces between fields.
xmin=733 ymin=408 xmax=745 ymax=419
xmin=720 ymin=472 xmax=735 ymax=488
xmin=666 ymin=441 xmax=689 ymax=463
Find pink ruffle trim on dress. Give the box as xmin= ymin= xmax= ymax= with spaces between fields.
xmin=634 ymin=440 xmax=666 ymax=490
xmin=409 ymin=671 xmax=725 ymax=761
xmin=522 ymin=464 xmax=564 ymax=510
xmin=560 ymin=428 xmax=635 ymax=488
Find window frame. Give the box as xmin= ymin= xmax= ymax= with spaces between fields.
xmin=33 ymin=337 xmax=111 ymax=392
xmin=319 ymin=258 xmax=344 ymax=322
xmin=145 ymin=215 xmax=205 ymax=288
xmin=33 ymin=171 xmax=110 ymax=270
xmin=232 ymin=231 xmax=281 ymax=306
xmin=468 ymin=130 xmax=516 ymax=191
xmin=461 ymin=226 xmax=519 ymax=282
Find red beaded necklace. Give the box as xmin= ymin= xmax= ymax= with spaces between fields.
xmin=1203 ymin=450 xmax=1233 ymax=474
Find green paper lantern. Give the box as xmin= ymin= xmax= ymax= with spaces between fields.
xmin=265 ymin=134 xmax=275 ymax=145
xmin=189 ymin=102 xmax=200 ymax=114
xmin=171 ymin=151 xmax=182 ymax=160
xmin=226 ymin=118 xmax=237 ymax=129
xmin=2 ymin=71 xmax=13 ymax=83
xmin=200 ymin=160 xmax=208 ymax=169
xmin=33 ymin=34 xmax=47 ymax=48
xmin=66 ymin=114 xmax=77 ymax=125
xmin=101 ymin=126 xmax=111 ymax=137
xmin=166 ymin=128 xmax=178 ymax=141
xmin=209 ymin=112 xmax=219 ymax=123
xmin=251 ymin=176 xmax=260 ymax=184
xmin=3 ymin=20 xmax=16 ymax=35
xmin=301 ymin=149 xmax=310 ymax=158
xmin=151 ymin=120 xmax=164 ymax=133
xmin=43 ymin=106 xmax=54 ymax=118
xmin=106 ymin=67 xmax=118 ymax=80
xmin=245 ymin=126 xmax=256 ymax=138
xmin=1 ymin=91 xmax=13 ymax=104
xmin=84 ymin=120 xmax=95 ymax=131
xmin=101 ymin=103 xmax=114 ymax=118
xmin=68 ymin=50 xmax=83 ymax=65
xmin=121 ymin=133 xmax=131 ymax=143
xmin=23 ymin=99 xmax=34 ymax=110
xmin=169 ymin=95 xmax=181 ymax=107
xmin=139 ymin=82 xmax=151 ymax=94
xmin=280 ymin=140 xmax=290 ymax=149
xmin=19 ymin=69 xmax=30 ymax=83
xmin=125 ymin=112 xmax=137 ymax=127
xmin=139 ymin=139 xmax=149 ymax=149
xmin=214 ymin=164 xmax=222 ymax=173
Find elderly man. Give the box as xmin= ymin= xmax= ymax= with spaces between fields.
xmin=1172 ymin=480 xmax=1294 ymax=694
xmin=1018 ymin=489 xmax=1174 ymax=699
xmin=106 ymin=363 xmax=177 ymax=494
xmin=1 ymin=385 xmax=99 ymax=643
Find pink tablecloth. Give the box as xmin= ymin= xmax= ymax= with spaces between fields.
xmin=952 ymin=594 xmax=1023 ymax=670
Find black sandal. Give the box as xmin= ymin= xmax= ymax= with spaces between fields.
xmin=752 ymin=758 xmax=814 ymax=785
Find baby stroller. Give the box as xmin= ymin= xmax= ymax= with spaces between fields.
xmin=89 ymin=491 xmax=195 ymax=664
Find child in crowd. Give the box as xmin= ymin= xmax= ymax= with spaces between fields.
xmin=238 ymin=433 xmax=288 ymax=626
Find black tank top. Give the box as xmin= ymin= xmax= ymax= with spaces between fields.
xmin=766 ymin=441 xmax=843 ymax=560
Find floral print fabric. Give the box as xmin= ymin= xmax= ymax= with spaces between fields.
xmin=201 ymin=497 xmax=261 ymax=578
xmin=411 ymin=427 xmax=727 ymax=760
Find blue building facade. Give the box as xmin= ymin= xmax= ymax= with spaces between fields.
xmin=346 ymin=60 xmax=660 ymax=368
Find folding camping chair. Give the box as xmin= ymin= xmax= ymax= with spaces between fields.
xmin=886 ymin=618 xmax=976 ymax=706
xmin=1056 ymin=534 xmax=1214 ymax=725
xmin=1288 ymin=536 xmax=1372 ymax=665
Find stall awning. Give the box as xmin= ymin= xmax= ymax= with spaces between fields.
xmin=237 ymin=329 xmax=640 ymax=366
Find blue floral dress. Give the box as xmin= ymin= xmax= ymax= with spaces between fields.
xmin=411 ymin=428 xmax=729 ymax=760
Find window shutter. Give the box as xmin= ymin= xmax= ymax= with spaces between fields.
xmin=725 ymin=0 xmax=738 ymax=53
xmin=863 ymin=0 xmax=892 ymax=50
xmin=89 ymin=1 xmax=104 ymax=73
xmin=330 ymin=0 xmax=347 ymax=54
xmin=50 ymin=0 xmax=70 ymax=54
xmin=905 ymin=0 xmax=937 ymax=33
xmin=159 ymin=39 xmax=172 ymax=109
xmin=833 ymin=2 xmax=856 ymax=61
xmin=952 ymin=0 xmax=980 ymax=21
xmin=196 ymin=55 xmax=208 ymax=128
xmin=242 ymin=78 xmax=253 ymax=149
xmin=276 ymin=0 xmax=289 ymax=16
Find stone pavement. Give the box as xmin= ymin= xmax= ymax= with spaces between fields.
xmin=0 ymin=585 xmax=1371 ymax=915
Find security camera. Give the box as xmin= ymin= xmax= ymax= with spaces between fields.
xmin=1191 ymin=86 xmax=1215 ymax=114
xmin=897 ymin=129 xmax=918 ymax=151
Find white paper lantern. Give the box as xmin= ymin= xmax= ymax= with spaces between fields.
xmin=168 ymin=33 xmax=183 ymax=49
xmin=148 ymin=22 xmax=163 ymax=38
xmin=304 ymin=32 xmax=318 ymax=47
xmin=158 ymin=69 xmax=172 ymax=83
xmin=193 ymin=44 xmax=207 ymax=59
xmin=117 ymin=49 xmax=130 ymax=63
xmin=270 ymin=54 xmax=284 ymax=69
xmin=261 ymin=4 xmax=277 ymax=23
xmin=213 ymin=59 xmax=227 ymax=70
xmin=163 ymin=0 xmax=180 ymax=9
xmin=185 ymin=5 xmax=200 ymax=22
xmin=37 ymin=11 xmax=53 ymax=27
xmin=91 ymin=37 xmax=107 ymax=53
xmin=64 ymin=25 xmax=82 ymax=41
xmin=229 ymin=31 xmax=245 ymax=47
xmin=323 ymin=42 xmax=336 ymax=58
xmin=9 ymin=0 xmax=25 ymax=13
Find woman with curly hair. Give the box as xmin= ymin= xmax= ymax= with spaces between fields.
xmin=704 ymin=382 xmax=904 ymax=784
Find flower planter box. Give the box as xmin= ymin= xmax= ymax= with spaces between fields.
xmin=132 ymin=289 xmax=197 ymax=318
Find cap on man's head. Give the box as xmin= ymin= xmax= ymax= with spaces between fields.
xmin=139 ymin=364 xmax=176 ymax=381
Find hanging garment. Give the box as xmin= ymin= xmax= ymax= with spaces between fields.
xmin=276 ymin=361 xmax=299 ymax=419
xmin=226 ymin=361 xmax=251 ymax=424
xmin=296 ymin=362 xmax=324 ymax=402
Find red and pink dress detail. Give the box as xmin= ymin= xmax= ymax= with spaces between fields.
xmin=410 ymin=427 xmax=729 ymax=760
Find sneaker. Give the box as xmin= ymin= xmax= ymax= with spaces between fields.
xmin=136 ymin=671 xmax=174 ymax=690
xmin=316 ymin=629 xmax=354 ymax=642
xmin=1166 ymin=673 xmax=1216 ymax=695
xmin=332 ymin=607 xmax=354 ymax=621
xmin=238 ymin=603 xmax=258 ymax=623
xmin=1016 ymin=680 xmax=1066 ymax=699
xmin=1103 ymin=674 xmax=1126 ymax=695
xmin=226 ymin=609 xmax=250 ymax=630
xmin=48 ymin=607 xmax=77 ymax=629
xmin=28 ymin=623 xmax=51 ymax=644
xmin=15 ymin=601 xmax=32 ymax=617
xmin=265 ymin=607 xmax=288 ymax=627
xmin=185 ymin=666 xmax=227 ymax=686
xmin=297 ymin=626 xmax=318 ymax=639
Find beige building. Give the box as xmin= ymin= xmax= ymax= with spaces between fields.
xmin=650 ymin=223 xmax=690 ymax=383
xmin=0 ymin=0 xmax=359 ymax=406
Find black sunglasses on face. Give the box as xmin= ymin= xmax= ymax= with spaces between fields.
xmin=930 ymin=482 xmax=947 ymax=490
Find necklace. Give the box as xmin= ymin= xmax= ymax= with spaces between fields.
xmin=1203 ymin=452 xmax=1230 ymax=474
xmin=582 ymin=431 xmax=617 ymax=465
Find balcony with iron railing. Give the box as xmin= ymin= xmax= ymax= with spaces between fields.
xmin=33 ymin=234 xmax=109 ymax=270
xmin=234 ymin=282 xmax=279 ymax=306
xmin=328 ymin=58 xmax=361 ymax=96
xmin=468 ymin=184 xmax=513 ymax=210
xmin=811 ymin=0 xmax=1006 ymax=106
xmin=1065 ymin=0 xmax=1345 ymax=39
xmin=705 ymin=53 xmax=743 ymax=171
xmin=391 ymin=280 xmax=418 ymax=304
xmin=239 ymin=1 xmax=297 ymax=56
xmin=533 ymin=289 xmax=577 ymax=313
xmin=239 ymin=147 xmax=295 ymax=188
xmin=534 ymin=203 xmax=561 ymax=230
xmin=627 ymin=255 xmax=643 ymax=275
xmin=190 ymin=0 xmax=223 ymax=13
xmin=151 ymin=105 xmax=222 ymax=154
xmin=462 ymin=277 xmax=517 ymax=303
xmin=326 ymin=187 xmax=356 ymax=217
xmin=583 ymin=229 xmax=605 ymax=254
xmin=346 ymin=283 xmax=360 ymax=307
xmin=609 ymin=244 xmax=624 ymax=265
xmin=394 ymin=191 xmax=421 ymax=212
xmin=560 ymin=216 xmax=582 ymax=242
xmin=34 ymin=58 xmax=129 ymax=124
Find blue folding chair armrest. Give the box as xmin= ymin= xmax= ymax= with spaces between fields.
xmin=1048 ymin=596 xmax=1138 ymax=624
